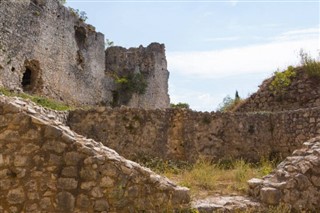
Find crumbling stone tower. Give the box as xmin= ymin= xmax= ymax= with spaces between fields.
xmin=0 ymin=0 xmax=170 ymax=109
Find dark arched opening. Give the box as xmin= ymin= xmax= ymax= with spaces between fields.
xmin=21 ymin=60 xmax=42 ymax=93
xmin=22 ymin=68 xmax=32 ymax=90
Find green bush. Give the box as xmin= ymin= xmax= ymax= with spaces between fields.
xmin=300 ymin=50 xmax=320 ymax=78
xmin=170 ymin=102 xmax=190 ymax=109
xmin=111 ymin=72 xmax=148 ymax=107
xmin=115 ymin=73 xmax=147 ymax=95
xmin=269 ymin=66 xmax=296 ymax=95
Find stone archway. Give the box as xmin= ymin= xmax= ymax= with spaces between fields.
xmin=21 ymin=59 xmax=43 ymax=93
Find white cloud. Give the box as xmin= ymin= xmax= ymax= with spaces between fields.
xmin=167 ymin=29 xmax=319 ymax=79
xmin=229 ymin=0 xmax=238 ymax=6
xmin=205 ymin=36 xmax=240 ymax=42
xmin=170 ymin=85 xmax=218 ymax=111
xmin=168 ymin=27 xmax=320 ymax=111
xmin=274 ymin=27 xmax=320 ymax=41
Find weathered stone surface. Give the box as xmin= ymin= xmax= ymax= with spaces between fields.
xmin=105 ymin=43 xmax=170 ymax=109
xmin=236 ymin=68 xmax=320 ymax=112
xmin=68 ymin=105 xmax=320 ymax=163
xmin=0 ymin=95 xmax=190 ymax=212
xmin=7 ymin=187 xmax=25 ymax=204
xmin=260 ymin=187 xmax=281 ymax=205
xmin=249 ymin=137 xmax=320 ymax=211
xmin=56 ymin=191 xmax=75 ymax=212
xmin=192 ymin=195 xmax=261 ymax=212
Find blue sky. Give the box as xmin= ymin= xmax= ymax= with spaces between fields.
xmin=67 ymin=0 xmax=320 ymax=111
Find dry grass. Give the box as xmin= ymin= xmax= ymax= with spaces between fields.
xmin=156 ymin=158 xmax=275 ymax=198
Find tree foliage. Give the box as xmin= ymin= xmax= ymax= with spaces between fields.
xmin=217 ymin=91 xmax=243 ymax=112
xmin=170 ymin=102 xmax=190 ymax=109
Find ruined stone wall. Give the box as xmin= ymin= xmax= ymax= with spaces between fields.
xmin=67 ymin=107 xmax=320 ymax=163
xmin=0 ymin=95 xmax=190 ymax=212
xmin=248 ymin=137 xmax=320 ymax=211
xmin=105 ymin=43 xmax=170 ymax=109
xmin=236 ymin=68 xmax=320 ymax=112
xmin=0 ymin=0 xmax=112 ymax=106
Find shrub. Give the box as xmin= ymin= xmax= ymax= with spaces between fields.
xmin=69 ymin=7 xmax=88 ymax=22
xmin=111 ymin=72 xmax=148 ymax=106
xmin=269 ymin=66 xmax=296 ymax=95
xmin=170 ymin=102 xmax=190 ymax=109
xmin=300 ymin=50 xmax=320 ymax=78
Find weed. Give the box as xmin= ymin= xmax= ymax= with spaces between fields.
xmin=300 ymin=50 xmax=320 ymax=78
xmin=0 ymin=87 xmax=72 ymax=111
xmin=148 ymin=157 xmax=277 ymax=196
xmin=171 ymin=103 xmax=190 ymax=109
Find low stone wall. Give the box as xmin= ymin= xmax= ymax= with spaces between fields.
xmin=67 ymin=106 xmax=320 ymax=163
xmin=0 ymin=96 xmax=190 ymax=212
xmin=248 ymin=137 xmax=320 ymax=211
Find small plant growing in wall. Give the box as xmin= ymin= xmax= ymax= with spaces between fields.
xmin=170 ymin=102 xmax=190 ymax=109
xmin=111 ymin=72 xmax=148 ymax=106
xmin=269 ymin=66 xmax=296 ymax=96
xmin=105 ymin=39 xmax=114 ymax=48
xmin=299 ymin=50 xmax=320 ymax=78
xmin=69 ymin=7 xmax=88 ymax=22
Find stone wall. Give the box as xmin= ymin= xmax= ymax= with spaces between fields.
xmin=105 ymin=43 xmax=170 ymax=109
xmin=0 ymin=0 xmax=112 ymax=106
xmin=248 ymin=137 xmax=320 ymax=211
xmin=0 ymin=95 xmax=190 ymax=212
xmin=236 ymin=68 xmax=320 ymax=112
xmin=67 ymin=106 xmax=320 ymax=163
xmin=0 ymin=0 xmax=169 ymax=109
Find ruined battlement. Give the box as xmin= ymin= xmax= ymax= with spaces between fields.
xmin=0 ymin=0 xmax=169 ymax=109
xmin=106 ymin=43 xmax=170 ymax=108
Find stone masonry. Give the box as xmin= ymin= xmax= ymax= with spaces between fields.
xmin=248 ymin=136 xmax=320 ymax=211
xmin=0 ymin=0 xmax=169 ymax=109
xmin=68 ymin=106 xmax=320 ymax=163
xmin=236 ymin=68 xmax=320 ymax=112
xmin=105 ymin=43 xmax=170 ymax=109
xmin=0 ymin=95 xmax=190 ymax=212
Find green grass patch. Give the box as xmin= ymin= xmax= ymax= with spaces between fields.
xmin=0 ymin=87 xmax=72 ymax=111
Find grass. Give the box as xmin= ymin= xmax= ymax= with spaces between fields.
xmin=140 ymin=157 xmax=275 ymax=197
xmin=0 ymin=87 xmax=73 ymax=111
xmin=300 ymin=50 xmax=320 ymax=78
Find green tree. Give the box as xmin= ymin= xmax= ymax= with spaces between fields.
xmin=217 ymin=91 xmax=243 ymax=112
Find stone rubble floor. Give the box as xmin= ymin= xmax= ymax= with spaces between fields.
xmin=192 ymin=195 xmax=261 ymax=212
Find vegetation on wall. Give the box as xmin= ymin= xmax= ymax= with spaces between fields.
xmin=111 ymin=72 xmax=148 ymax=107
xmin=0 ymin=88 xmax=72 ymax=111
xmin=69 ymin=7 xmax=88 ymax=22
xmin=269 ymin=66 xmax=296 ymax=96
xmin=105 ymin=39 xmax=114 ymax=48
xmin=300 ymin=50 xmax=320 ymax=78
xmin=170 ymin=102 xmax=190 ymax=109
